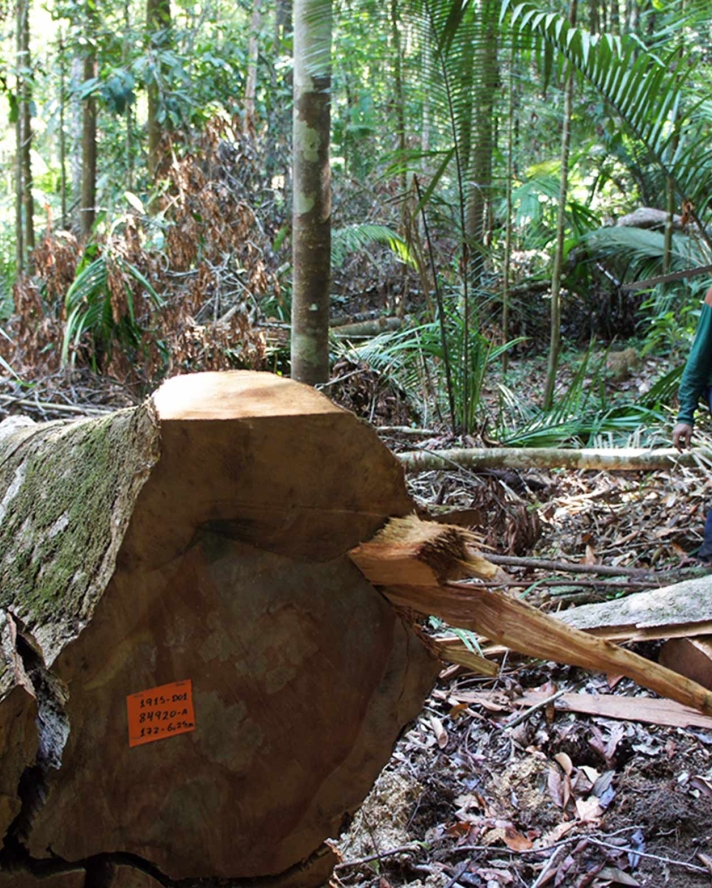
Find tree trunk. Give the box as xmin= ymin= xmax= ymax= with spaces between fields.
xmin=243 ymin=0 xmax=262 ymax=136
xmin=389 ymin=0 xmax=407 ymax=318
xmin=20 ymin=0 xmax=33 ymax=261
xmin=0 ymin=371 xmax=437 ymax=884
xmin=465 ymin=0 xmax=498 ymax=274
xmin=70 ymin=56 xmax=82 ymax=218
xmin=58 ymin=34 xmax=68 ymax=230
xmin=80 ymin=3 xmax=97 ymax=238
xmin=291 ymin=0 xmax=332 ymax=385
xmin=397 ymin=445 xmax=707 ymax=473
xmin=14 ymin=0 xmax=28 ymax=271
xmin=543 ymin=0 xmax=577 ymax=410
xmin=147 ymin=0 xmax=171 ymax=181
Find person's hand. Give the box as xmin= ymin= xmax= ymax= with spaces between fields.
xmin=673 ymin=422 xmax=694 ymax=451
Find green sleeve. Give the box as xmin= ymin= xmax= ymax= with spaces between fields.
xmin=677 ymin=302 xmax=712 ymax=425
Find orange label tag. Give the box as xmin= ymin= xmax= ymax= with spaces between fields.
xmin=127 ymin=679 xmax=196 ymax=748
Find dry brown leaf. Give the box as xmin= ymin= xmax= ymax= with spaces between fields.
xmin=429 ymin=715 xmax=448 ymax=749
xmin=697 ymin=852 xmax=712 ymax=875
xmin=547 ymin=767 xmax=565 ymax=809
xmin=575 ymin=796 xmax=602 ymax=823
xmin=554 ymin=752 xmax=573 ymax=776
xmin=578 ymin=765 xmax=600 ymax=785
xmin=690 ymin=774 xmax=712 ymax=797
xmin=596 ymin=867 xmax=640 ymax=886
xmin=503 ymin=824 xmax=533 ymax=851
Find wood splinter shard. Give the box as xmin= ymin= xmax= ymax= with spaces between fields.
xmin=349 ymin=516 xmax=712 ymax=717
xmin=349 ymin=514 xmax=503 ymax=586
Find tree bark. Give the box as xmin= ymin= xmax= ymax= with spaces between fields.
xmin=543 ymin=0 xmax=577 ymax=410
xmin=14 ymin=13 xmax=23 ymax=273
xmin=146 ymin=0 xmax=171 ymax=180
xmin=80 ymin=2 xmax=97 ymax=238
xmin=20 ymin=0 xmax=34 ymax=260
xmin=58 ymin=34 xmax=68 ymax=230
xmin=291 ymin=0 xmax=332 ymax=385
xmin=0 ymin=371 xmax=437 ymax=884
xmin=397 ymin=445 xmax=708 ymax=473
xmin=243 ymin=0 xmax=262 ymax=136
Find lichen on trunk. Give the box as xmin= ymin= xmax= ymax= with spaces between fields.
xmin=0 ymin=404 xmax=160 ymax=662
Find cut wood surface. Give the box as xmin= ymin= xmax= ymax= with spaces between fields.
xmin=0 ymin=871 xmax=85 ymax=887
xmin=397 ymin=445 xmax=711 ymax=473
xmin=660 ymin=638 xmax=712 ymax=691
xmin=558 ymin=574 xmax=712 ymax=639
xmin=0 ymin=371 xmax=438 ymax=885
xmin=514 ymin=691 xmax=712 ymax=730
xmin=452 ymin=689 xmax=712 ymax=730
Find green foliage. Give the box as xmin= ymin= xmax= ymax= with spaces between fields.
xmin=502 ymin=1 xmax=712 ymax=239
xmin=62 ymin=243 xmax=164 ymax=369
xmin=343 ymin=311 xmax=522 ymax=432
xmin=587 ymin=226 xmax=711 ymax=352
xmin=494 ymin=345 xmax=666 ymax=447
xmin=332 ymin=224 xmax=416 ymax=268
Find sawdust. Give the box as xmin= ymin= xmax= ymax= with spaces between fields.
xmin=336 ymin=770 xmax=422 ymax=863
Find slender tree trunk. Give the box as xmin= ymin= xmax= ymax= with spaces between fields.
xmin=663 ymin=178 xmax=675 ymax=273
xmin=70 ymin=56 xmax=82 ymax=219
xmin=14 ymin=0 xmax=24 ymax=272
xmin=543 ymin=0 xmax=577 ymax=411
xmin=124 ymin=0 xmax=134 ymax=191
xmin=20 ymin=0 xmax=34 ymax=259
xmin=59 ymin=34 xmax=68 ymax=229
xmin=291 ymin=0 xmax=332 ymax=385
xmin=390 ymin=0 xmax=407 ymax=318
xmin=147 ymin=0 xmax=171 ymax=180
xmin=421 ymin=34 xmax=431 ymax=161
xmin=243 ymin=0 xmax=262 ymax=136
xmin=502 ymin=38 xmax=516 ymax=375
xmin=80 ymin=1 xmax=97 ymax=238
xmin=466 ymin=0 xmax=498 ymax=289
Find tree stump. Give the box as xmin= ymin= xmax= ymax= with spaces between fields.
xmin=0 ymin=371 xmax=439 ymax=885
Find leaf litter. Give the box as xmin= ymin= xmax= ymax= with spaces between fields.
xmin=334 ymin=420 xmax=712 ymax=887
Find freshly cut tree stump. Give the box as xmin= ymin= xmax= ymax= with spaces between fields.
xmin=0 ymin=371 xmax=438 ymax=885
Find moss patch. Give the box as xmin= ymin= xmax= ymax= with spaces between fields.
xmin=0 ymin=404 xmax=160 ymax=633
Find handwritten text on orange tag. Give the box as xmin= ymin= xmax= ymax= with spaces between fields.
xmin=127 ymin=679 xmax=196 ymax=748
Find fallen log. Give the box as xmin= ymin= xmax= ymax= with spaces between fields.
xmin=0 ymin=371 xmax=439 ymax=885
xmin=4 ymin=374 xmax=712 ymax=886
xmin=558 ymin=574 xmax=712 ymax=641
xmin=397 ymin=446 xmax=711 ymax=473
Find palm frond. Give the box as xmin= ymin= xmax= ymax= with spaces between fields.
xmin=502 ymin=1 xmax=712 ymax=238
xmin=331 ymin=224 xmax=416 ymax=268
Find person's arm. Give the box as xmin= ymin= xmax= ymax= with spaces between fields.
xmin=675 ymin=286 xmax=712 ymax=449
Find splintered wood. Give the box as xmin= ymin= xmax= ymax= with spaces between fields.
xmin=349 ymin=516 xmax=712 ymax=716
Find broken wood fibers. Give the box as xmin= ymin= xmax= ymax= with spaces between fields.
xmin=349 ymin=516 xmax=712 ymax=717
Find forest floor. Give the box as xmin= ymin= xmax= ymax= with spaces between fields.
xmin=328 ymin=351 xmax=712 ymax=888
xmin=2 ymin=352 xmax=712 ymax=888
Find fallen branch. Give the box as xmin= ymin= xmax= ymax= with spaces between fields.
xmin=349 ymin=517 xmax=712 ymax=716
xmin=484 ymin=553 xmax=657 ymax=578
xmin=397 ymin=446 xmax=710 ymax=473
xmin=0 ymin=393 xmax=112 ymax=416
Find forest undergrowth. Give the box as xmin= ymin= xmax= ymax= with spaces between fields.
xmin=328 ymin=358 xmax=712 ymax=888
xmin=1 ymin=120 xmax=711 ymax=888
